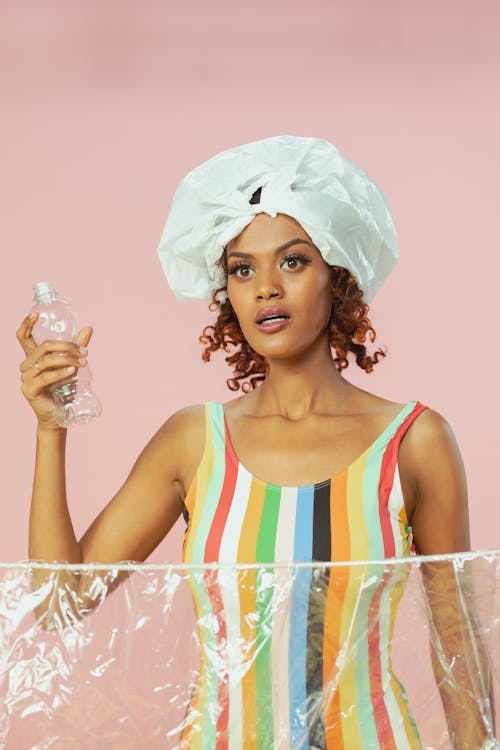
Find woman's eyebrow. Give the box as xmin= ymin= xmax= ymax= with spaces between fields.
xmin=227 ymin=238 xmax=314 ymax=260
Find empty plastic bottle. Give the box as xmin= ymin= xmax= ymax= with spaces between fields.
xmin=30 ymin=281 xmax=102 ymax=428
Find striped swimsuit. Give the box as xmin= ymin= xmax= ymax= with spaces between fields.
xmin=181 ymin=400 xmax=428 ymax=749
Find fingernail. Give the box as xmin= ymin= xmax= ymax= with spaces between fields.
xmin=29 ymin=312 xmax=37 ymax=319
xmin=79 ymin=346 xmax=87 ymax=354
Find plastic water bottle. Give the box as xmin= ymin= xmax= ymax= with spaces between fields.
xmin=30 ymin=281 xmax=102 ymax=428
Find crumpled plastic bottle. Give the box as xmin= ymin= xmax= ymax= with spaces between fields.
xmin=30 ymin=280 xmax=102 ymax=427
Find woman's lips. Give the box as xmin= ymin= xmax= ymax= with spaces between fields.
xmin=255 ymin=316 xmax=291 ymax=333
xmin=254 ymin=306 xmax=290 ymax=323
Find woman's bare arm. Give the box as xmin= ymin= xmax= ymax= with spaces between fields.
xmin=17 ymin=312 xmax=204 ymax=628
xmin=77 ymin=404 xmax=203 ymax=565
xmin=71 ymin=403 xmax=204 ymax=616
xmin=29 ymin=404 xmax=204 ymax=628
xmin=400 ymin=408 xmax=496 ymax=748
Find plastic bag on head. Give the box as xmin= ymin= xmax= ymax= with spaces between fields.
xmin=157 ymin=135 xmax=399 ymax=304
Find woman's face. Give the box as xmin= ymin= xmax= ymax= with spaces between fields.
xmin=226 ymin=213 xmax=334 ymax=360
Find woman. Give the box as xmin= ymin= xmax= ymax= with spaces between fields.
xmin=17 ymin=136 xmax=493 ymax=748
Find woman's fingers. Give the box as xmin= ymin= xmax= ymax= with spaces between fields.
xmin=75 ymin=325 xmax=93 ymax=346
xmin=21 ymin=365 xmax=77 ymax=400
xmin=19 ymin=339 xmax=86 ymax=373
xmin=23 ymin=351 xmax=86 ymax=376
xmin=17 ymin=314 xmax=93 ymax=357
xmin=17 ymin=315 xmax=93 ymax=403
xmin=16 ymin=312 xmax=39 ymax=354
xmin=17 ymin=314 xmax=94 ymax=427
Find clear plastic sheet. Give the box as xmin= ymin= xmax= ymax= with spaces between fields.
xmin=0 ymin=552 xmax=498 ymax=749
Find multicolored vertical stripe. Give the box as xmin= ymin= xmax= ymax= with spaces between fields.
xmin=180 ymin=400 xmax=428 ymax=749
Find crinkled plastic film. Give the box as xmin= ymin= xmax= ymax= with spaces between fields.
xmin=0 ymin=552 xmax=498 ymax=749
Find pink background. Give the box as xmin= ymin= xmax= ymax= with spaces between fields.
xmin=1 ymin=0 xmax=499 ymax=562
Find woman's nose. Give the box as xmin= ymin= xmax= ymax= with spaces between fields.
xmin=256 ymin=283 xmax=282 ymax=300
xmin=256 ymin=270 xmax=283 ymax=300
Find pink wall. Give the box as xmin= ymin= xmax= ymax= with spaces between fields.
xmin=2 ymin=0 xmax=499 ymax=562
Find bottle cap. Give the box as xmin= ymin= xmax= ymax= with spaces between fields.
xmin=33 ymin=281 xmax=57 ymax=303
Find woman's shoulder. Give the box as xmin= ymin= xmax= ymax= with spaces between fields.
xmin=345 ymin=388 xmax=450 ymax=428
xmin=399 ymin=402 xmax=460 ymax=459
xmin=158 ymin=403 xmax=208 ymax=497
xmin=398 ymin=401 xmax=464 ymax=510
xmin=162 ymin=402 xmax=207 ymax=443
xmin=398 ymin=403 xmax=469 ymax=552
xmin=362 ymin=390 xmax=458 ymax=461
xmin=333 ymin=390 xmax=459 ymax=467
xmin=168 ymin=401 xmax=207 ymax=423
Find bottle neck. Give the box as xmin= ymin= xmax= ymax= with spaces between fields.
xmin=36 ymin=292 xmax=57 ymax=304
xmin=33 ymin=281 xmax=57 ymax=305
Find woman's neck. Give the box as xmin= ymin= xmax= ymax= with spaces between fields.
xmin=253 ymin=340 xmax=351 ymax=421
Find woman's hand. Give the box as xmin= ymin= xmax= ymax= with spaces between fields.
xmin=17 ymin=312 xmax=93 ymax=431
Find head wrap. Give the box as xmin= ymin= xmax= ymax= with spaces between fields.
xmin=157 ymin=135 xmax=398 ymax=303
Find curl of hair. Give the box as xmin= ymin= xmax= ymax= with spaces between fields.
xmin=199 ymin=263 xmax=386 ymax=392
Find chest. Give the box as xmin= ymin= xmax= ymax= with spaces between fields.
xmin=183 ymin=403 xmax=415 ymax=564
xmin=224 ymin=412 xmax=395 ymax=487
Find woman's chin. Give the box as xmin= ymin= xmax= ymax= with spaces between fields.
xmin=250 ymin=341 xmax=312 ymax=363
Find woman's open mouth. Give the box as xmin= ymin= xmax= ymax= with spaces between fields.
xmin=254 ymin=307 xmax=291 ymax=333
xmin=255 ymin=315 xmax=290 ymax=333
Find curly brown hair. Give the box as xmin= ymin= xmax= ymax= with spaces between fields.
xmin=199 ymin=252 xmax=387 ymax=392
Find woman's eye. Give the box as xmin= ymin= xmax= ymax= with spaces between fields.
xmin=282 ymin=254 xmax=311 ymax=270
xmin=228 ymin=254 xmax=310 ymax=278
xmin=228 ymin=264 xmax=254 ymax=278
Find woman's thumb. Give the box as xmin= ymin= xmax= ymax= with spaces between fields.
xmin=75 ymin=326 xmax=93 ymax=347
